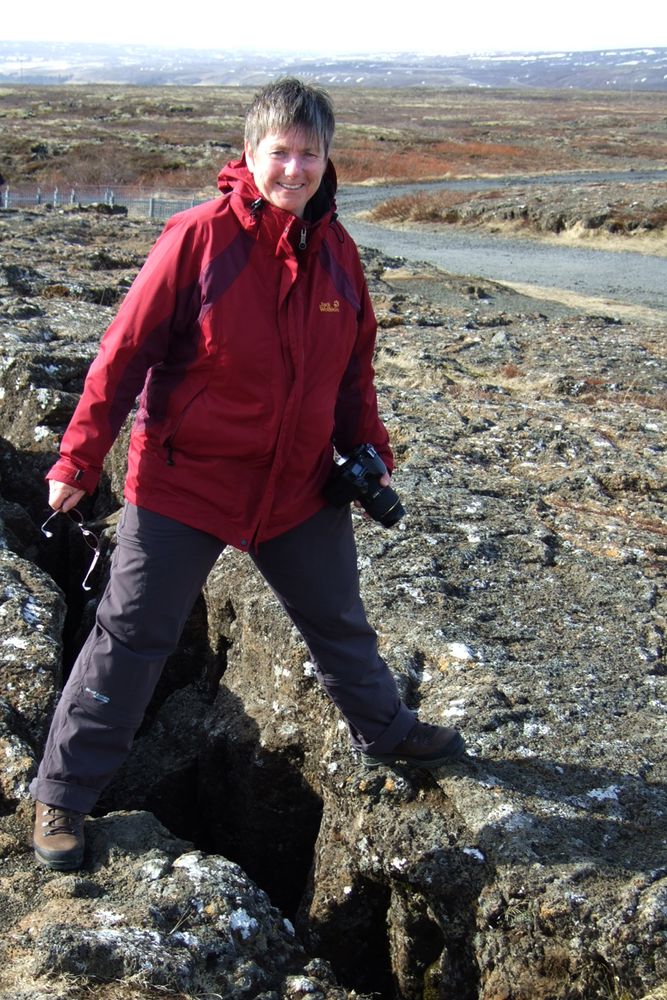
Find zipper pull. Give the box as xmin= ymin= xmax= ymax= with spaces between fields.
xmin=299 ymin=227 xmax=307 ymax=250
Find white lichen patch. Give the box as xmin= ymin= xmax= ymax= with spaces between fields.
xmin=3 ymin=636 xmax=29 ymax=649
xmin=172 ymin=852 xmax=207 ymax=884
xmin=522 ymin=720 xmax=552 ymax=738
xmin=303 ymin=660 xmax=316 ymax=678
xmin=139 ymin=857 xmax=172 ymax=881
xmin=459 ymin=523 xmax=481 ymax=544
xmin=169 ymin=930 xmax=201 ymax=949
xmin=22 ymin=596 xmax=45 ymax=628
xmin=94 ymin=909 xmax=125 ymax=926
xmin=285 ymin=976 xmax=319 ymax=996
xmin=462 ymin=847 xmax=486 ymax=862
xmin=448 ymin=642 xmax=474 ymax=661
xmin=586 ymin=785 xmax=621 ymax=803
xmin=398 ymin=583 xmax=426 ymax=603
xmin=230 ymin=908 xmax=259 ymax=941
xmin=33 ymin=388 xmax=51 ymax=407
xmin=443 ymin=698 xmax=467 ymax=719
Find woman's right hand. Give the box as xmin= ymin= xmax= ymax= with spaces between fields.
xmin=48 ymin=480 xmax=86 ymax=513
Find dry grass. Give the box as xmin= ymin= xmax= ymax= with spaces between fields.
xmin=333 ymin=138 xmax=542 ymax=183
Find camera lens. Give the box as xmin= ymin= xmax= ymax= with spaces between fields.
xmin=362 ymin=483 xmax=405 ymax=527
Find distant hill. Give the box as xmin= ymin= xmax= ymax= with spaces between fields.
xmin=1 ymin=42 xmax=666 ymax=90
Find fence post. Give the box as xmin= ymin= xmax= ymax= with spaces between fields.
xmin=36 ymin=187 xmax=42 ymax=205
xmin=149 ymin=197 xmax=155 ymax=219
xmin=53 ymin=187 xmax=59 ymax=208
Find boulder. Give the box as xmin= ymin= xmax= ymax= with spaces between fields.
xmin=0 ymin=810 xmax=351 ymax=999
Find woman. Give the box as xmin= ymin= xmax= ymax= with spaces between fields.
xmin=31 ymin=78 xmax=465 ymax=871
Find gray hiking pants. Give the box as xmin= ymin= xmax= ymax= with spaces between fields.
xmin=30 ymin=502 xmax=414 ymax=814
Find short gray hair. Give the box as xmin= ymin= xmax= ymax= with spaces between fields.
xmin=244 ymin=78 xmax=335 ymax=156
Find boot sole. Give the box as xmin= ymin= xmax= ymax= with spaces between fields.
xmin=361 ymin=733 xmax=466 ymax=770
xmin=34 ymin=845 xmax=84 ymax=871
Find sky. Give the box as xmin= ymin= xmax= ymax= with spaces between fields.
xmin=3 ymin=0 xmax=665 ymax=55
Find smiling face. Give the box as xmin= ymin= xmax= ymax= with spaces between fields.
xmin=245 ymin=128 xmax=328 ymax=218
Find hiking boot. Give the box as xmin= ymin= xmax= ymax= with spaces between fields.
xmin=33 ymin=801 xmax=85 ymax=871
xmin=361 ymin=721 xmax=466 ymax=770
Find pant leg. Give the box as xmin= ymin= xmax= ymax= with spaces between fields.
xmin=251 ymin=504 xmax=415 ymax=753
xmin=30 ymin=503 xmax=224 ymax=814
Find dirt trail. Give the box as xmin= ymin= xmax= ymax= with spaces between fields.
xmin=337 ymin=172 xmax=667 ymax=317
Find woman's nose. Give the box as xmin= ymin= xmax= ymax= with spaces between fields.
xmin=284 ymin=156 xmax=302 ymax=176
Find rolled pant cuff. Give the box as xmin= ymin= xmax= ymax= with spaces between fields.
xmin=29 ymin=777 xmax=99 ymax=816
xmin=355 ymin=702 xmax=416 ymax=754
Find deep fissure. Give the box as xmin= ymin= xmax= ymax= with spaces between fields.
xmin=44 ymin=525 xmax=399 ymax=994
xmin=20 ymin=468 xmax=491 ymax=999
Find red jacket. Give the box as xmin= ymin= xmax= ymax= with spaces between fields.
xmin=47 ymin=157 xmax=392 ymax=550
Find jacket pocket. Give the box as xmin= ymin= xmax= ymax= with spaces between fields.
xmin=158 ymin=382 xmax=210 ymax=462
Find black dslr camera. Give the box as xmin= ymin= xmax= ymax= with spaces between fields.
xmin=324 ymin=443 xmax=405 ymax=527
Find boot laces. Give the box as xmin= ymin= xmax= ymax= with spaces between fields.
xmin=42 ymin=806 xmax=81 ymax=837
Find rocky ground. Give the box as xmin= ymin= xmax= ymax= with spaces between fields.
xmin=369 ymin=180 xmax=667 ymax=257
xmin=0 ymin=205 xmax=665 ymax=1000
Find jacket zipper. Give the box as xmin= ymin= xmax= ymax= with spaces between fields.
xmin=299 ymin=227 xmax=307 ymax=250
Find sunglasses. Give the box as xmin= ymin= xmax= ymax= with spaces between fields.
xmin=41 ymin=508 xmax=101 ymax=591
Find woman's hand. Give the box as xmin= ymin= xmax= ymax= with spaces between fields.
xmin=48 ymin=480 xmax=86 ymax=513
xmin=353 ymin=472 xmax=392 ymax=512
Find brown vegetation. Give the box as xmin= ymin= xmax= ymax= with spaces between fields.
xmin=1 ymin=84 xmax=666 ymax=190
xmin=369 ymin=181 xmax=667 ymax=249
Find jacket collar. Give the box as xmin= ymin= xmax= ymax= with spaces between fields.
xmin=217 ymin=155 xmax=338 ymax=257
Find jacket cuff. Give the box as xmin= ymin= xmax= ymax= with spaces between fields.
xmin=46 ymin=458 xmax=100 ymax=496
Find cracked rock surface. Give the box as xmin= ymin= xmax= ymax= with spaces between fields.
xmin=0 ymin=206 xmax=665 ymax=1000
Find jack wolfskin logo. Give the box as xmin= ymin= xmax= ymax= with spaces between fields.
xmin=319 ymin=300 xmax=340 ymax=313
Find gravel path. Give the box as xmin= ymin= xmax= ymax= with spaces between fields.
xmin=337 ymin=171 xmax=667 ymax=314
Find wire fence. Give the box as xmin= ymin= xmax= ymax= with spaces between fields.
xmin=0 ymin=185 xmax=215 ymax=221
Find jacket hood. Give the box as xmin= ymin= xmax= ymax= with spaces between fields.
xmin=217 ymin=153 xmax=338 ymax=223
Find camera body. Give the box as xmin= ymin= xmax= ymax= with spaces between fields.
xmin=323 ymin=443 xmax=405 ymax=527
